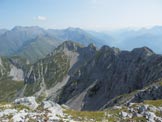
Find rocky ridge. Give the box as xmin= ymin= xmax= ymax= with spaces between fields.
xmin=1 ymin=41 xmax=162 ymax=112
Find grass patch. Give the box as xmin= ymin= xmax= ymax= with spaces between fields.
xmin=14 ymin=104 xmax=30 ymax=111
xmin=155 ymin=111 xmax=162 ymax=117
xmin=24 ymin=81 xmax=41 ymax=96
xmin=133 ymin=117 xmax=147 ymax=121
xmin=36 ymin=93 xmax=46 ymax=103
xmin=64 ymin=109 xmax=105 ymax=121
xmin=0 ymin=80 xmax=24 ymax=102
xmin=144 ymin=100 xmax=162 ymax=107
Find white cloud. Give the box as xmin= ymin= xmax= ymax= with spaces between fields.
xmin=37 ymin=16 xmax=47 ymax=21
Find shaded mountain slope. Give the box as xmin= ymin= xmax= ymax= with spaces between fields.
xmin=23 ymin=41 xmax=97 ymax=98
xmin=58 ymin=44 xmax=162 ymax=110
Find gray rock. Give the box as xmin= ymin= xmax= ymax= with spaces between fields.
xmin=144 ymin=112 xmax=156 ymax=122
xmin=41 ymin=100 xmax=58 ymax=109
xmin=14 ymin=97 xmax=38 ymax=110
xmin=148 ymin=106 xmax=157 ymax=112
xmin=138 ymin=105 xmax=149 ymax=113
xmin=120 ymin=111 xmax=128 ymax=118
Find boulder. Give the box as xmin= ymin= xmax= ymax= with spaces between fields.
xmin=120 ymin=111 xmax=128 ymax=118
xmin=41 ymin=101 xmax=64 ymax=121
xmin=41 ymin=100 xmax=56 ymax=109
xmin=144 ymin=112 xmax=156 ymax=122
xmin=138 ymin=105 xmax=148 ymax=113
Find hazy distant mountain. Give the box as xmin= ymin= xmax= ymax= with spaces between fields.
xmin=47 ymin=27 xmax=108 ymax=47
xmin=0 ymin=29 xmax=8 ymax=36
xmin=1 ymin=25 xmax=162 ymax=63
xmin=15 ymin=35 xmax=62 ymax=62
xmin=0 ymin=26 xmax=46 ymax=56
xmin=87 ymin=30 xmax=115 ymax=46
xmin=0 ymin=26 xmax=110 ymax=63
xmin=105 ymin=26 xmax=162 ymax=53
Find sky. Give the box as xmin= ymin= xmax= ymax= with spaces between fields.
xmin=1 ymin=0 xmax=162 ymax=30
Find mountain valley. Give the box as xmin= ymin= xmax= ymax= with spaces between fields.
xmin=0 ymin=26 xmax=162 ymax=122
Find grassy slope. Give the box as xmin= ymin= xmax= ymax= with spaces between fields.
xmin=0 ymin=80 xmax=24 ymax=102
xmin=16 ymin=37 xmax=61 ymax=63
xmin=24 ymin=52 xmax=70 ymax=96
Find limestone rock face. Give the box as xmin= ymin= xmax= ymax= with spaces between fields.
xmin=9 ymin=64 xmax=24 ymax=81
xmin=58 ymin=44 xmax=162 ymax=110
xmin=14 ymin=97 xmax=38 ymax=110
xmin=0 ymin=56 xmax=25 ymax=81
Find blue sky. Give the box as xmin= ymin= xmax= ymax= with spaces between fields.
xmin=1 ymin=0 xmax=162 ymax=30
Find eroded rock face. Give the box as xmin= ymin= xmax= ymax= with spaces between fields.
xmin=0 ymin=56 xmax=25 ymax=81
xmin=9 ymin=64 xmax=24 ymax=81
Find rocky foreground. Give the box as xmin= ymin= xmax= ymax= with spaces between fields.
xmin=0 ymin=97 xmax=162 ymax=122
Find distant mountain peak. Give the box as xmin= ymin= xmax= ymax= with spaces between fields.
xmin=88 ymin=43 xmax=96 ymax=49
xmin=65 ymin=27 xmax=82 ymax=31
xmin=132 ymin=46 xmax=154 ymax=56
xmin=12 ymin=26 xmax=44 ymax=31
xmin=59 ymin=40 xmax=83 ymax=50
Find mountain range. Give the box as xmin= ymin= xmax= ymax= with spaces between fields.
xmin=1 ymin=26 xmax=162 ymax=122
xmin=103 ymin=26 xmax=162 ymax=53
xmin=1 ymin=25 xmax=162 ymax=63
xmin=0 ymin=26 xmax=111 ymax=63
xmin=1 ymin=40 xmax=162 ymax=112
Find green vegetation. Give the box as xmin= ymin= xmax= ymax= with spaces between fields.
xmin=17 ymin=36 xmax=60 ymax=63
xmin=14 ymin=104 xmax=30 ymax=111
xmin=24 ymin=81 xmax=41 ymax=96
xmin=63 ymin=107 xmax=132 ymax=122
xmin=64 ymin=109 xmax=105 ymax=121
xmin=0 ymin=57 xmax=11 ymax=79
xmin=155 ymin=111 xmax=162 ymax=118
xmin=144 ymin=100 xmax=162 ymax=107
xmin=36 ymin=93 xmax=46 ymax=103
xmin=43 ymin=52 xmax=70 ymax=88
xmin=131 ymin=117 xmax=146 ymax=122
xmin=24 ymin=52 xmax=70 ymax=96
xmin=0 ymin=80 xmax=24 ymax=102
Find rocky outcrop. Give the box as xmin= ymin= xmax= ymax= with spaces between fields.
xmin=0 ymin=98 xmax=65 ymax=122
xmin=1 ymin=97 xmax=162 ymax=122
xmin=14 ymin=97 xmax=38 ymax=109
xmin=101 ymin=80 xmax=162 ymax=109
